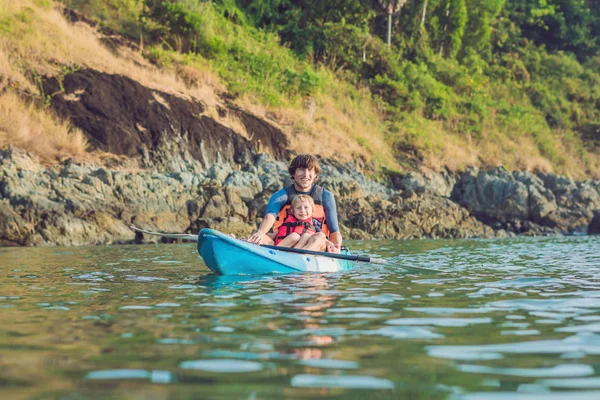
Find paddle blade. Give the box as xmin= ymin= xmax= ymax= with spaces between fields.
xmin=368 ymin=257 xmax=388 ymax=264
xmin=130 ymin=225 xmax=199 ymax=241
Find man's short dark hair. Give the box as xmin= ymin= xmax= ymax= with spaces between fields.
xmin=288 ymin=154 xmax=321 ymax=177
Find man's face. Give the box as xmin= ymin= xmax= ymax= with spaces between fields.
xmin=292 ymin=167 xmax=316 ymax=191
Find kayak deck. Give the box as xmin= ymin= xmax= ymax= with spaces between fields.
xmin=197 ymin=228 xmax=354 ymax=275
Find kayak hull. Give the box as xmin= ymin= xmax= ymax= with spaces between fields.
xmin=197 ymin=228 xmax=354 ymax=275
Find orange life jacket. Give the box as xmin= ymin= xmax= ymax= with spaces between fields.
xmin=273 ymin=185 xmax=330 ymax=238
xmin=274 ymin=215 xmax=321 ymax=245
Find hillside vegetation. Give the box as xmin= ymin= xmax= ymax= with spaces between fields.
xmin=1 ymin=0 xmax=599 ymax=178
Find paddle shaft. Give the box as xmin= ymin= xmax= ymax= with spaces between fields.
xmin=260 ymin=244 xmax=371 ymax=263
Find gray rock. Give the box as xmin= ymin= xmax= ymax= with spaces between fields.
xmin=399 ymin=169 xmax=456 ymax=197
xmin=528 ymin=185 xmax=557 ymax=222
xmin=452 ymin=167 xmax=530 ymax=221
xmin=1 ymin=144 xmax=598 ymax=245
xmin=90 ymin=168 xmax=114 ymax=186
xmin=206 ymin=162 xmax=234 ymax=183
xmin=60 ymin=162 xmax=95 ymax=180
xmin=320 ymin=161 xmax=392 ymax=199
xmin=574 ymin=183 xmax=600 ymax=209
xmin=201 ymin=194 xmax=228 ymax=219
xmin=255 ymin=153 xmax=289 ymax=192
xmin=223 ymin=170 xmax=263 ymax=201
xmin=224 ymin=187 xmax=249 ymax=218
xmin=0 ymin=199 xmax=32 ymax=245
xmin=169 ymin=171 xmax=199 ymax=187
xmin=452 ymin=166 xmax=599 ymax=234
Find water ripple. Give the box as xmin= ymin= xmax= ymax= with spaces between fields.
xmin=291 ymin=374 xmax=394 ymax=389
xmin=179 ymin=359 xmax=264 ymax=372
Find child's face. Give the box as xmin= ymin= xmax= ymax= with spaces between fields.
xmin=292 ymin=200 xmax=313 ymax=220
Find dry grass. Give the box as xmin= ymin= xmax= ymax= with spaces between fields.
xmin=0 ymin=0 xmax=229 ymax=163
xmin=423 ymin=139 xmax=480 ymax=172
xmin=237 ymin=70 xmax=397 ymax=170
xmin=391 ymin=105 xmax=600 ymax=179
xmin=220 ymin=112 xmax=250 ymax=139
xmin=478 ymin=135 xmax=554 ymax=174
xmin=0 ymin=92 xmax=88 ymax=162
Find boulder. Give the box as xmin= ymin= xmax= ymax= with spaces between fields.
xmin=0 ymin=200 xmax=33 ymax=245
xmin=223 ymin=170 xmax=262 ymax=202
xmin=452 ymin=167 xmax=530 ymax=222
xmin=255 ymin=153 xmax=289 ymax=192
xmin=398 ymin=168 xmax=456 ymax=197
xmin=205 ymin=161 xmax=234 ymax=184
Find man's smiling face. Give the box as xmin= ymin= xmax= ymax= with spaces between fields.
xmin=292 ymin=167 xmax=316 ymax=191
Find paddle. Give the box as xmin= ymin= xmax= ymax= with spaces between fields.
xmin=131 ymin=225 xmax=376 ymax=261
xmin=260 ymin=245 xmax=443 ymax=272
xmin=131 ymin=226 xmax=372 ymax=260
xmin=260 ymin=243 xmax=376 ymax=263
xmin=130 ymin=226 xmax=199 ymax=241
xmin=259 ymin=243 xmax=443 ymax=272
xmin=244 ymin=241 xmax=443 ymax=272
xmin=129 ymin=225 xmax=441 ymax=272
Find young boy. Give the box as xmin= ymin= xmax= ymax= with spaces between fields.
xmin=274 ymin=195 xmax=337 ymax=252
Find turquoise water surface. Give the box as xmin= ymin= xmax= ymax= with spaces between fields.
xmin=0 ymin=235 xmax=599 ymax=399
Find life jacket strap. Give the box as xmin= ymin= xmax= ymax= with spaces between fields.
xmin=276 ymin=219 xmax=316 ymax=240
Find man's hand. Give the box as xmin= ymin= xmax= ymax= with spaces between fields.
xmin=329 ymin=231 xmax=342 ymax=252
xmin=325 ymin=240 xmax=340 ymax=254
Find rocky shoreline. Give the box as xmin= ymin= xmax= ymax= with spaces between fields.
xmin=1 ymin=67 xmax=599 ymax=246
xmin=1 ymin=145 xmax=599 ymax=247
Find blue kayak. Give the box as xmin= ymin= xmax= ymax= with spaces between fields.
xmin=197 ymin=228 xmax=355 ymax=275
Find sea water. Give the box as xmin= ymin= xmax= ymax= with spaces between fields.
xmin=0 ymin=236 xmax=599 ymax=399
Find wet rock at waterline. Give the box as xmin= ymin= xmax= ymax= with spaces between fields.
xmin=451 ymin=167 xmax=599 ymax=235
xmin=588 ymin=212 xmax=600 ymax=235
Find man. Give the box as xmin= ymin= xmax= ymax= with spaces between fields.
xmin=247 ymin=154 xmax=342 ymax=252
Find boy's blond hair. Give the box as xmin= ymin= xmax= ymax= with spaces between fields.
xmin=290 ymin=195 xmax=315 ymax=216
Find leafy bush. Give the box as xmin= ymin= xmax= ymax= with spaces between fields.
xmin=316 ymin=22 xmax=368 ymax=74
xmin=370 ymin=74 xmax=408 ymax=109
xmin=142 ymin=0 xmax=203 ymax=52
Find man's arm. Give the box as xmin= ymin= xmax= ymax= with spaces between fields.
xmin=329 ymin=231 xmax=342 ymax=249
xmin=322 ymin=190 xmax=343 ymax=249
xmin=247 ymin=188 xmax=288 ymax=244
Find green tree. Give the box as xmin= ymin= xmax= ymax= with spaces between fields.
xmin=494 ymin=0 xmax=555 ymax=53
xmin=239 ymin=0 xmax=371 ymax=55
xmin=378 ymin=0 xmax=407 ymax=46
xmin=460 ymin=0 xmax=505 ymax=61
xmin=431 ymin=0 xmax=466 ymax=58
xmin=495 ymin=0 xmax=599 ymax=61
xmin=444 ymin=0 xmax=467 ymax=58
xmin=541 ymin=0 xmax=599 ymax=60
